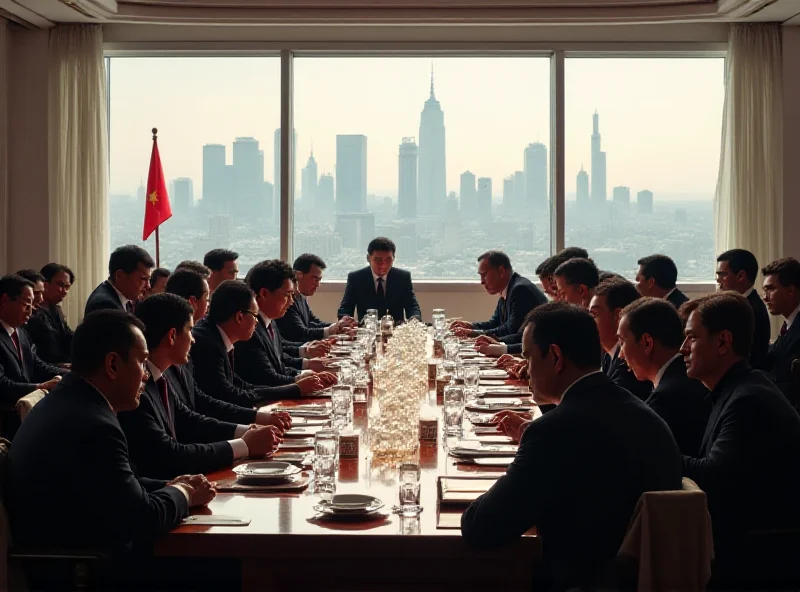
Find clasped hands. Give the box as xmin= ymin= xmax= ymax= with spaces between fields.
xmin=490 ymin=410 xmax=532 ymax=444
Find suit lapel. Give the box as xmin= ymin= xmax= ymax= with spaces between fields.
xmin=258 ymin=320 xmax=284 ymax=371
xmin=165 ymin=367 xmax=191 ymax=409
xmin=144 ymin=378 xmax=172 ymax=434
xmin=0 ymin=331 xmax=21 ymax=369
xmin=298 ymin=296 xmax=311 ymax=326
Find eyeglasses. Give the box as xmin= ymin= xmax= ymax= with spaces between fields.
xmin=239 ymin=310 xmax=259 ymax=320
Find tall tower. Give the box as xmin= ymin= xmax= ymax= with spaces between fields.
xmin=418 ymin=67 xmax=447 ymax=217
xmin=301 ymin=149 xmax=318 ymax=205
xmin=202 ymin=144 xmax=227 ymax=214
xmin=232 ymin=137 xmax=262 ymax=215
xmin=576 ymin=165 xmax=589 ymax=205
xmin=524 ymin=142 xmax=547 ymax=208
xmin=398 ymin=137 xmax=418 ymax=219
xmin=335 ymin=134 xmax=367 ymax=213
xmin=591 ymin=111 xmax=607 ymax=203
xmin=317 ymin=173 xmax=335 ymax=212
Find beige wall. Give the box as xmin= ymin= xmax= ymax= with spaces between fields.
xmin=783 ymin=26 xmax=800 ymax=260
xmin=0 ymin=18 xmax=8 ymax=272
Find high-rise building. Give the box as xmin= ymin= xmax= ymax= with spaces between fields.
xmin=273 ymin=128 xmax=297 ymax=221
xmin=459 ymin=171 xmax=476 ymax=219
xmin=301 ymin=149 xmax=318 ymax=205
xmin=503 ymin=175 xmax=515 ymax=211
xmin=612 ymin=186 xmax=631 ymax=206
xmin=335 ymin=212 xmax=375 ymax=251
xmin=477 ymin=177 xmax=492 ymax=221
xmin=335 ymin=135 xmax=368 ymax=213
xmin=173 ymin=178 xmax=193 ymax=218
xmin=576 ymin=165 xmax=589 ymax=205
xmin=418 ymin=69 xmax=447 ymax=217
xmin=398 ymin=137 xmax=418 ymax=219
xmin=232 ymin=137 xmax=264 ymax=215
xmin=443 ymin=195 xmax=461 ymax=256
xmin=524 ymin=143 xmax=547 ymax=208
xmin=637 ymin=189 xmax=654 ymax=214
xmin=202 ymin=144 xmax=227 ymax=214
xmin=317 ymin=173 xmax=335 ymax=212
xmin=591 ymin=112 xmax=607 ymax=203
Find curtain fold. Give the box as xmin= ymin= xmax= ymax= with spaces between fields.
xmin=0 ymin=18 xmax=9 ymax=273
xmin=714 ymin=23 xmax=783 ymax=335
xmin=48 ymin=25 xmax=108 ymax=326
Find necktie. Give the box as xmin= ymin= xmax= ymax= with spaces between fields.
xmin=376 ymin=277 xmax=386 ymax=317
xmin=10 ymin=329 xmax=22 ymax=361
xmin=267 ymin=322 xmax=275 ymax=341
xmin=125 ymin=300 xmax=134 ymax=314
xmin=156 ymin=376 xmax=176 ymax=438
xmin=227 ymin=348 xmax=235 ymax=370
xmin=781 ymin=321 xmax=789 ymax=337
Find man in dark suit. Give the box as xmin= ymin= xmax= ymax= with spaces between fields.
xmin=635 ymin=253 xmax=689 ymax=308
xmin=461 ymin=302 xmax=681 ymax=590
xmin=337 ymin=236 xmax=421 ymax=322
xmin=617 ymin=298 xmax=710 ymax=456
xmin=85 ymin=245 xmax=154 ymax=316
xmin=7 ymin=310 xmax=214 ymax=570
xmin=147 ymin=267 xmax=171 ymax=295
xmin=681 ymin=292 xmax=800 ymax=586
xmin=762 ymin=257 xmax=800 ymax=406
xmin=23 ymin=263 xmax=75 ymax=364
xmin=589 ymin=278 xmax=653 ymax=401
xmin=15 ymin=269 xmax=45 ymax=309
xmin=553 ymin=257 xmax=599 ymax=308
xmin=0 ymin=274 xmax=63 ymax=407
xmin=716 ymin=249 xmax=770 ymax=369
xmin=276 ymin=253 xmax=356 ymax=342
xmin=451 ymin=251 xmax=547 ymax=339
xmin=191 ymin=280 xmax=322 ymax=408
xmin=204 ymin=248 xmax=239 ymax=294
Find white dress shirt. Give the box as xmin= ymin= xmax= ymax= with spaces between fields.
xmin=742 ymin=286 xmax=755 ymax=299
xmin=0 ymin=319 xmax=15 ymax=337
xmin=217 ymin=325 xmax=234 ymax=353
xmin=653 ymin=353 xmax=683 ymax=388
xmin=786 ymin=302 xmax=800 ymax=330
xmin=663 ymin=287 xmax=676 ymax=301
xmin=111 ymin=283 xmax=132 ymax=311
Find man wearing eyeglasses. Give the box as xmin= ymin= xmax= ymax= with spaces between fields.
xmin=24 ymin=263 xmax=75 ymax=365
xmin=337 ymin=236 xmax=421 ymax=323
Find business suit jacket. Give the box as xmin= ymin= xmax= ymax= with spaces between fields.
xmin=461 ymin=372 xmax=681 ymax=589
xmin=0 ymin=327 xmax=62 ymax=405
xmin=645 ymin=356 xmax=710 ymax=456
xmin=7 ymin=373 xmax=188 ymax=555
xmin=472 ymin=273 xmax=547 ymax=339
xmin=666 ymin=287 xmax=689 ymax=308
xmin=683 ymin=362 xmax=800 ymax=555
xmin=765 ymin=318 xmax=800 ymax=406
xmin=275 ymin=294 xmax=329 ymax=342
xmin=337 ymin=266 xmax=421 ymax=322
xmin=118 ymin=374 xmax=239 ymax=480
xmin=234 ymin=318 xmax=301 ymax=387
xmin=602 ymin=346 xmax=653 ymax=402
xmin=190 ymin=318 xmax=300 ymax=409
xmin=24 ymin=304 xmax=73 ymax=364
xmin=747 ymin=289 xmax=771 ymax=370
xmin=84 ymin=280 xmax=125 ymax=316
xmin=168 ymin=361 xmax=257 ymax=425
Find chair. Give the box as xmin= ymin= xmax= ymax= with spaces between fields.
xmin=13 ymin=391 xmax=46 ymax=424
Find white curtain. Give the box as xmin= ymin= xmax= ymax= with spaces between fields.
xmin=715 ymin=24 xmax=783 ymax=329
xmin=0 ymin=18 xmax=9 ymax=273
xmin=48 ymin=25 xmax=108 ymax=326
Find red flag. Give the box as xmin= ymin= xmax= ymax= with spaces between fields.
xmin=142 ymin=132 xmax=172 ymax=241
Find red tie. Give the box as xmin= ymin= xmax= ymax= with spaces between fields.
xmin=267 ymin=322 xmax=275 ymax=341
xmin=156 ymin=376 xmax=175 ymax=438
xmin=125 ymin=301 xmax=135 ymax=314
xmin=10 ymin=330 xmax=21 ymax=361
xmin=780 ymin=322 xmax=789 ymax=337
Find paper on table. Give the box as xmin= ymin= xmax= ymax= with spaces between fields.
xmin=437 ymin=511 xmax=465 ymax=529
xmin=182 ymin=515 xmax=251 ymax=526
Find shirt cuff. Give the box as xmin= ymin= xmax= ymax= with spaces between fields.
xmin=500 ymin=343 xmax=508 ymax=354
xmin=299 ymin=345 xmax=307 ymax=357
xmin=323 ymin=325 xmax=332 ymax=337
xmin=228 ymin=438 xmax=250 ymax=460
xmin=302 ymin=358 xmax=309 ymax=370
xmin=169 ymin=483 xmax=191 ymax=503
xmin=234 ymin=424 xmax=249 ymax=438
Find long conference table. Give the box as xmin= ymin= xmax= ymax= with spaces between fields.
xmin=154 ymin=341 xmax=541 ymax=591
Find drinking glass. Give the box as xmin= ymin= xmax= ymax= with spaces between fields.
xmin=380 ymin=315 xmax=395 ymax=345
xmin=331 ymin=385 xmax=353 ymax=429
xmin=314 ymin=429 xmax=339 ymax=498
xmin=463 ymin=365 xmax=480 ymax=390
xmin=431 ymin=308 xmax=446 ymax=333
xmin=338 ymin=360 xmax=356 ymax=387
xmin=436 ymin=360 xmax=456 ymax=397
xmin=353 ymin=368 xmax=370 ymax=403
xmin=398 ymin=462 xmax=422 ymax=516
xmin=443 ymin=383 xmax=466 ymax=437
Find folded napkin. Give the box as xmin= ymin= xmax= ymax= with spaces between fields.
xmin=182 ymin=515 xmax=251 ymax=526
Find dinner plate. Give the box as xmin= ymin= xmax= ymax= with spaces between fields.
xmin=318 ymin=494 xmax=384 ymax=514
xmin=233 ymin=461 xmax=301 ymax=482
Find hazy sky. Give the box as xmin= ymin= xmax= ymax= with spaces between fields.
xmin=109 ymin=56 xmax=724 ymax=201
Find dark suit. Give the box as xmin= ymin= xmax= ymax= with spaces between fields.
xmin=747 ymin=289 xmax=770 ymax=370
xmin=666 ymin=288 xmax=689 ymax=308
xmin=84 ymin=280 xmax=126 ymax=316
xmin=7 ymin=373 xmax=188 ymax=556
xmin=337 ymin=266 xmax=421 ymax=322
xmin=765 ymin=318 xmax=800 ymax=406
xmin=235 ymin=318 xmax=301 ymax=387
xmin=472 ymin=273 xmax=547 ymax=339
xmin=275 ymin=294 xmax=329 ymax=342
xmin=683 ymin=362 xmax=800 ymax=571
xmin=190 ymin=318 xmax=300 ymax=409
xmin=169 ymin=361 xmax=257 ymax=425
xmin=118 ymin=373 xmax=240 ymax=480
xmin=0 ymin=326 xmax=62 ymax=405
xmin=24 ymin=304 xmax=73 ymax=364
xmin=602 ymin=346 xmax=653 ymax=402
xmin=461 ymin=372 xmax=681 ymax=589
xmin=645 ymin=355 xmax=710 ymax=456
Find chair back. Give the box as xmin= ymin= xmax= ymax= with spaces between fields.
xmin=13 ymin=392 xmax=45 ymax=424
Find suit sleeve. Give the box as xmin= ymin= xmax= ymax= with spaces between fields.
xmin=608 ymin=363 xmax=652 ymax=402
xmin=472 ymin=300 xmax=502 ymax=332
xmin=275 ymin=306 xmax=325 ymax=342
xmin=501 ymin=331 xmax=523 ymax=345
xmin=337 ymin=272 xmax=358 ymax=320
xmin=403 ymin=272 xmax=422 ymax=321
xmin=173 ymin=396 xmax=239 ymax=444
xmin=31 ymin=349 xmax=63 ymax=382
xmin=191 ymin=340 xmax=268 ymax=408
xmin=481 ymin=285 xmax=541 ymax=338
xmin=193 ymin=384 xmax=258 ymax=425
xmin=24 ymin=314 xmax=62 ymax=364
xmin=84 ymin=294 xmax=120 ymax=316
xmin=507 ymin=343 xmax=522 ymax=355
xmin=0 ymin=363 xmax=41 ymax=405
xmin=234 ymin=338 xmax=297 ymax=387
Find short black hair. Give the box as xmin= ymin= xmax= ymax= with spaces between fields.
xmin=247 ymin=260 xmax=296 ymax=294
xmin=15 ymin=269 xmax=45 ymax=285
xmin=693 ymin=292 xmax=754 ymax=358
xmin=207 ymin=280 xmax=254 ymax=325
xmin=293 ymin=253 xmax=327 ymax=273
xmin=40 ymin=263 xmax=75 ymax=284
xmin=594 ymin=278 xmax=640 ymax=312
xmin=543 ymin=247 xmax=591 ymax=276
xmin=109 ymin=245 xmax=155 ymax=277
xmin=524 ymin=302 xmax=601 ymax=370
xmin=135 ymin=293 xmax=194 ymax=351
xmin=0 ymin=274 xmax=34 ymax=299
xmin=149 ymin=268 xmax=171 ymax=289
xmin=535 ymin=256 xmax=554 ymax=276
xmin=71 ymin=310 xmax=145 ymax=375
xmin=175 ymin=260 xmax=211 ymax=279
xmin=558 ymin=246 xmax=589 ymax=260
xmin=554 ymin=258 xmax=600 ymax=290
xmin=637 ymin=254 xmax=679 ymax=290
xmin=203 ymin=249 xmax=239 ymax=272
xmin=367 ymin=237 xmax=396 ymax=255
xmin=478 ymin=250 xmax=513 ymax=272
xmin=165 ymin=269 xmax=208 ymax=301
xmin=598 ymin=270 xmax=623 ymax=282
xmin=762 ymin=257 xmax=800 ymax=289
xmin=717 ymin=249 xmax=759 ymax=285
xmin=621 ymin=298 xmax=684 ymax=349
xmin=677 ymin=298 xmax=702 ymax=329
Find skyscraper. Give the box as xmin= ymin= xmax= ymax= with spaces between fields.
xmin=173 ymin=178 xmax=193 ymax=218
xmin=398 ymin=137 xmax=418 ymax=219
xmin=418 ymin=69 xmax=447 ymax=217
xmin=477 ymin=177 xmax=492 ymax=221
xmin=503 ymin=175 xmax=515 ymax=210
xmin=637 ymin=190 xmax=654 ymax=214
xmin=459 ymin=171 xmax=476 ymax=219
xmin=202 ymin=144 xmax=227 ymax=214
xmin=513 ymin=171 xmax=526 ymax=211
xmin=591 ymin=112 xmax=607 ymax=203
xmin=613 ymin=186 xmax=631 ymax=206
xmin=273 ymin=128 xmax=297 ymax=221
xmin=576 ymin=165 xmax=589 ymax=205
xmin=524 ymin=142 xmax=547 ymax=208
xmin=335 ymin=134 xmax=367 ymax=213
xmin=232 ymin=137 xmax=263 ymax=215
xmin=317 ymin=173 xmax=335 ymax=212
xmin=301 ymin=149 xmax=318 ymax=205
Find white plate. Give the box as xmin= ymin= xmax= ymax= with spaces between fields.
xmin=321 ymin=494 xmax=384 ymax=514
xmin=233 ymin=461 xmax=301 ymax=481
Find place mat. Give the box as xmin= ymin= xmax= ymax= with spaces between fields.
xmin=182 ymin=515 xmax=251 ymax=526
xmin=438 ymin=475 xmax=499 ymax=506
xmin=479 ymin=369 xmax=510 ymax=379
xmin=436 ymin=510 xmax=465 ymax=530
xmin=454 ymin=456 xmax=516 ymax=467
xmin=215 ymin=472 xmax=310 ymax=493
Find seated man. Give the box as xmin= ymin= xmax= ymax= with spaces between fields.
xmin=85 ymin=244 xmax=154 ymax=315
xmin=204 ymin=248 xmax=239 ymax=293
xmin=681 ymin=292 xmax=800 ymax=585
xmin=337 ymin=237 xmax=421 ymax=322
xmin=762 ymin=257 xmax=800 ymax=404
xmin=0 ymin=274 xmax=62 ymax=406
xmin=119 ymin=294 xmax=281 ymax=479
xmin=148 ymin=267 xmax=171 ymax=295
xmin=276 ymin=253 xmax=356 ymax=342
xmin=191 ymin=280 xmax=323 ymax=408
xmin=236 ymin=260 xmax=336 ymax=392
xmin=535 ymin=256 xmax=559 ymax=300
xmin=461 ymin=302 xmax=681 ymax=590
xmin=7 ymin=309 xmax=214 ymax=562
xmin=175 ymin=260 xmax=211 ymax=279
xmin=553 ymin=257 xmax=599 ymax=308
xmin=589 ymin=278 xmax=653 ymax=401
xmin=635 ymin=253 xmax=688 ymax=308
xmin=716 ymin=249 xmax=770 ymax=369
xmin=24 ymin=263 xmax=75 ymax=364
xmin=618 ymin=298 xmax=710 ymax=456
xmin=451 ymin=251 xmax=546 ymax=339
xmin=165 ymin=269 xmax=290 ymax=428
xmin=15 ymin=269 xmax=45 ymax=309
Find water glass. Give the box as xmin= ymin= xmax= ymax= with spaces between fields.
xmin=398 ymin=462 xmax=422 ymax=516
xmin=443 ymin=383 xmax=466 ymax=437
xmin=353 ymin=368 xmax=369 ymax=403
xmin=331 ymin=385 xmax=353 ymax=429
xmin=436 ymin=360 xmax=456 ymax=397
xmin=432 ymin=308 xmax=446 ymax=332
xmin=463 ymin=365 xmax=480 ymax=389
xmin=314 ymin=429 xmax=339 ymax=498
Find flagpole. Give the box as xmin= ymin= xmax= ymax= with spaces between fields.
xmin=152 ymin=127 xmax=161 ymax=267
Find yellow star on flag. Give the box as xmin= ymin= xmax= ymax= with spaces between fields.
xmin=148 ymin=191 xmax=158 ymax=205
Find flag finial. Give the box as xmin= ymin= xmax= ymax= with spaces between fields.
xmin=152 ymin=127 xmax=158 ymax=140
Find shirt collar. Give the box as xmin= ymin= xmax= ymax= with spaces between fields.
xmin=110 ymin=282 xmax=130 ymax=310
xmin=216 ymin=325 xmax=234 ymax=353
xmin=742 ymin=286 xmax=755 ymax=299
xmin=0 ymin=319 xmax=15 ymax=336
xmin=145 ymin=359 xmax=164 ymax=382
xmin=372 ymin=270 xmax=386 ymax=284
xmin=787 ymin=302 xmax=800 ymax=329
xmin=663 ymin=287 xmax=676 ymax=301
xmin=561 ymin=370 xmax=604 ymax=402
xmin=258 ymin=311 xmax=272 ymax=326
xmin=609 ymin=342 xmax=620 ymax=360
xmin=654 ymin=353 xmax=683 ymax=388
